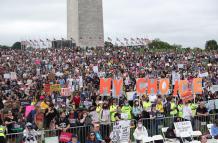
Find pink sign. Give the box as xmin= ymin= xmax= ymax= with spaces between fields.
xmin=35 ymin=59 xmax=41 ymax=65
xmin=25 ymin=105 xmax=35 ymax=117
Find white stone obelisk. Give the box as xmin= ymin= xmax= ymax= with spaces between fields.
xmin=67 ymin=0 xmax=104 ymax=48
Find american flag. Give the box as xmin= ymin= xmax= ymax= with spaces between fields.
xmin=108 ymin=37 xmax=112 ymax=41
xmin=131 ymin=38 xmax=135 ymax=41
xmin=124 ymin=38 xmax=128 ymax=41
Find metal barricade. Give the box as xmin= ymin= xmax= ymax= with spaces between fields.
xmin=6 ymin=114 xmax=218 ymax=143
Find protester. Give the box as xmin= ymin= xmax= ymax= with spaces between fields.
xmin=23 ymin=123 xmax=38 ymax=143
xmin=199 ymin=135 xmax=208 ymax=143
xmin=133 ymin=120 xmax=148 ymax=143
xmin=211 ymin=119 xmax=218 ymax=138
xmin=0 ymin=119 xmax=6 ymax=143
xmin=0 ymin=46 xmax=218 ymax=142
xmin=55 ymin=111 xmax=70 ymax=132
xmin=68 ymin=134 xmax=80 ymax=143
xmin=86 ymin=131 xmax=100 ymax=143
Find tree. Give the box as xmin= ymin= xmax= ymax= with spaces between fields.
xmin=205 ymin=40 xmax=218 ymax=51
xmin=148 ymin=39 xmax=175 ymax=50
xmin=11 ymin=42 xmax=21 ymax=49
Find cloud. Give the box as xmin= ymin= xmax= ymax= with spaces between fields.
xmin=0 ymin=0 xmax=218 ymax=47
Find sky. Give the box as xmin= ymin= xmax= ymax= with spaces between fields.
xmin=0 ymin=0 xmax=218 ymax=47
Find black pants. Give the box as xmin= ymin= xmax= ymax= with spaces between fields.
xmin=0 ymin=136 xmax=6 ymax=143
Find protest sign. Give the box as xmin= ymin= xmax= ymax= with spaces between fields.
xmin=172 ymin=71 xmax=180 ymax=85
xmin=3 ymin=73 xmax=10 ymax=79
xmin=25 ymin=105 xmax=35 ymax=117
xmin=79 ymin=76 xmax=83 ymax=88
xmin=93 ymin=66 xmax=99 ymax=73
xmin=206 ymin=100 xmax=216 ymax=112
xmin=136 ymin=78 xmax=146 ymax=95
xmin=43 ymin=84 xmax=51 ymax=93
xmin=112 ymin=79 xmax=123 ymax=97
xmin=147 ymin=79 xmax=158 ymax=95
xmin=100 ymin=78 xmax=111 ymax=95
xmin=178 ymin=64 xmax=184 ymax=69
xmin=174 ymin=121 xmax=193 ymax=137
xmin=215 ymin=99 xmax=218 ymax=109
xmin=159 ymin=79 xmax=169 ymax=95
xmin=61 ymin=88 xmax=71 ymax=96
xmin=35 ymin=59 xmax=41 ymax=65
xmin=10 ymin=72 xmax=17 ymax=80
xmin=45 ymin=136 xmax=59 ymax=143
xmin=210 ymin=85 xmax=218 ymax=93
xmin=198 ymin=72 xmax=209 ymax=78
xmin=20 ymin=100 xmax=31 ymax=107
xmin=126 ymin=92 xmax=136 ymax=101
xmin=111 ymin=120 xmax=130 ymax=142
xmin=27 ymin=79 xmax=32 ymax=85
xmin=50 ymin=84 xmax=61 ymax=92
xmin=56 ymin=96 xmax=66 ymax=105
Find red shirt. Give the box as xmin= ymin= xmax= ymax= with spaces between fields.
xmin=73 ymin=95 xmax=80 ymax=106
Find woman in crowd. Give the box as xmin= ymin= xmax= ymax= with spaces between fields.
xmin=86 ymin=131 xmax=100 ymax=143
xmin=44 ymin=103 xmax=57 ymax=129
xmin=133 ymin=120 xmax=148 ymax=143
xmin=4 ymin=111 xmax=17 ymax=133
xmin=132 ymin=99 xmax=143 ymax=120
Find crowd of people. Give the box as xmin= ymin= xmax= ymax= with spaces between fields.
xmin=0 ymin=46 xmax=218 ymax=143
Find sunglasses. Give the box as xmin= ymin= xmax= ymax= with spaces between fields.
xmin=90 ymin=133 xmax=95 ymax=136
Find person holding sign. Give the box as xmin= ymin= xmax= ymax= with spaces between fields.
xmin=133 ymin=120 xmax=149 ymax=143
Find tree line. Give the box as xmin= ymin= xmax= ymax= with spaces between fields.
xmin=1 ymin=40 xmax=218 ymax=51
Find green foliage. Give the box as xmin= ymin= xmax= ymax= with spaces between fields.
xmin=0 ymin=42 xmax=21 ymax=49
xmin=205 ymin=40 xmax=218 ymax=51
xmin=11 ymin=42 xmax=21 ymax=49
xmin=148 ymin=39 xmax=179 ymax=51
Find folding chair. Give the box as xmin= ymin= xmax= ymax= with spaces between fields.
xmin=189 ymin=141 xmax=201 ymax=143
xmin=161 ymin=127 xmax=179 ymax=143
xmin=143 ymin=136 xmax=154 ymax=143
xmin=152 ymin=135 xmax=163 ymax=143
xmin=191 ymin=130 xmax=202 ymax=138
xmin=207 ymin=124 xmax=213 ymax=136
xmin=161 ymin=127 xmax=168 ymax=142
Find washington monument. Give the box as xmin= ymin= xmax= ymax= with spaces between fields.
xmin=67 ymin=0 xmax=104 ymax=48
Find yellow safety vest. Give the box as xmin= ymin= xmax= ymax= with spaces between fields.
xmin=121 ymin=105 xmax=132 ymax=120
xmin=177 ymin=104 xmax=183 ymax=118
xmin=110 ymin=105 xmax=117 ymax=122
xmin=190 ymin=103 xmax=198 ymax=116
xmin=143 ymin=101 xmax=151 ymax=111
xmin=0 ymin=126 xmax=6 ymax=138
xmin=170 ymin=102 xmax=178 ymax=116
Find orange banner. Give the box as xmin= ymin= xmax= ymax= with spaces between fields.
xmin=159 ymin=79 xmax=169 ymax=95
xmin=136 ymin=78 xmax=147 ymax=95
xmin=192 ymin=78 xmax=203 ymax=94
xmin=100 ymin=78 xmax=112 ymax=95
xmin=147 ymin=79 xmax=157 ymax=95
xmin=113 ymin=79 xmax=123 ymax=97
